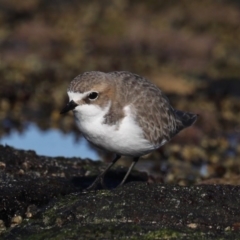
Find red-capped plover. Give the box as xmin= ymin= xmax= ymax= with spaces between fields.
xmin=61 ymin=71 xmax=198 ymax=189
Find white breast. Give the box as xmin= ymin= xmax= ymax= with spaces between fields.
xmin=73 ymin=104 xmax=161 ymax=157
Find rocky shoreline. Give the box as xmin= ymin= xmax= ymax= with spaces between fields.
xmin=1 ymin=145 xmax=240 ymax=239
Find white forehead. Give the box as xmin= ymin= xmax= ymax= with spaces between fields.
xmin=67 ymin=91 xmax=89 ymax=102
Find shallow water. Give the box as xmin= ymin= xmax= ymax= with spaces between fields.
xmin=0 ymin=123 xmax=99 ymax=160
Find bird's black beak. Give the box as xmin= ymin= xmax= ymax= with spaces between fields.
xmin=60 ymin=100 xmax=78 ymax=114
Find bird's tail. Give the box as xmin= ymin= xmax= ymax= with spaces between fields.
xmin=173 ymin=110 xmax=198 ymax=137
xmin=175 ymin=110 xmax=198 ymax=128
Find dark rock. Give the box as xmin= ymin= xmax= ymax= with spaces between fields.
xmin=0 ymin=145 xmax=240 ymax=239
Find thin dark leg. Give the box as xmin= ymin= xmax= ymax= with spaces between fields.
xmin=87 ymin=154 xmax=121 ymax=190
xmin=118 ymin=157 xmax=139 ymax=187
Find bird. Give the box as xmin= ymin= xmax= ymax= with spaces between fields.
xmin=60 ymin=71 xmax=198 ymax=189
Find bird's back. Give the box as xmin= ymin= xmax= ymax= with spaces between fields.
xmin=106 ymin=71 xmax=198 ymax=146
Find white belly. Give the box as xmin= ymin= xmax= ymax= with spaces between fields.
xmin=74 ymin=105 xmax=160 ymax=157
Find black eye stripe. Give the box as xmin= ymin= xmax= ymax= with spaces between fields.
xmin=88 ymin=92 xmax=98 ymax=100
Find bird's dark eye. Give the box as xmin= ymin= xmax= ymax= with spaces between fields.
xmin=88 ymin=92 xmax=98 ymax=100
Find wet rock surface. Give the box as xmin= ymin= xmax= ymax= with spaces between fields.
xmin=1 ymin=145 xmax=240 ymax=239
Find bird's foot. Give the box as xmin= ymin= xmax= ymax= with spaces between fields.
xmin=86 ymin=175 xmax=106 ymax=191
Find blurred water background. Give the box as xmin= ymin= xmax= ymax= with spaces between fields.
xmin=1 ymin=0 xmax=240 ymax=184
xmin=0 ymin=122 xmax=98 ymax=159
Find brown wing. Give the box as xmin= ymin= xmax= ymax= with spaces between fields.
xmin=133 ymin=85 xmax=180 ymax=145
xmin=107 ymin=71 xmax=181 ymax=146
